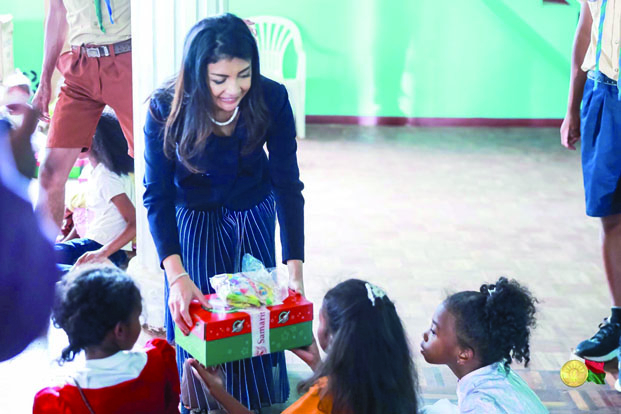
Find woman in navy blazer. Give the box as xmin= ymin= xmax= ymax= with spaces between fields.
xmin=143 ymin=14 xmax=304 ymax=412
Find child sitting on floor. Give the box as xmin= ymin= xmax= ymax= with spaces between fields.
xmin=33 ymin=266 xmax=180 ymax=414
xmin=55 ymin=109 xmax=135 ymax=271
xmin=420 ymin=277 xmax=548 ymax=414
xmin=188 ymin=279 xmax=420 ymax=414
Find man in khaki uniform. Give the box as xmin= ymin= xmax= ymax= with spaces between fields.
xmin=561 ymin=0 xmax=621 ymax=375
xmin=33 ymin=0 xmax=132 ymax=229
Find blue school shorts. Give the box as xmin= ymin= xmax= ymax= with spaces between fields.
xmin=580 ymin=71 xmax=621 ymax=217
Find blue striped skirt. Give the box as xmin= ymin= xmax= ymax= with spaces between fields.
xmin=165 ymin=194 xmax=289 ymax=411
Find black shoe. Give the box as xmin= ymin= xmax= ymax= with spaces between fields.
xmin=574 ymin=318 xmax=621 ymax=362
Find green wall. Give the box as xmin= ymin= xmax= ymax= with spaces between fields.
xmin=231 ymin=0 xmax=581 ymax=119
xmin=1 ymin=0 xmax=44 ymax=91
xmin=5 ymin=1 xmax=581 ymax=118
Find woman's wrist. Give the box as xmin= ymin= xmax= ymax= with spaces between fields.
xmin=168 ymin=272 xmax=190 ymax=287
xmin=287 ymin=259 xmax=304 ymax=294
xmin=163 ymin=254 xmax=188 ymax=286
xmin=287 ymin=259 xmax=303 ymax=278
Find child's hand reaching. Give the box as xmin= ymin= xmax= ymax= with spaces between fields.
xmin=188 ymin=359 xmax=224 ymax=391
xmin=187 ymin=359 xmax=254 ymax=414
xmin=291 ymin=337 xmax=321 ymax=371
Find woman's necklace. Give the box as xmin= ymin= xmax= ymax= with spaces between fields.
xmin=209 ymin=107 xmax=239 ymax=126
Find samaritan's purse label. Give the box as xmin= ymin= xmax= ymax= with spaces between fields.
xmin=246 ymin=308 xmax=271 ymax=356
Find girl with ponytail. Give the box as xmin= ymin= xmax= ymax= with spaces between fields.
xmin=189 ymin=279 xmax=420 ymax=414
xmin=420 ymin=277 xmax=548 ymax=414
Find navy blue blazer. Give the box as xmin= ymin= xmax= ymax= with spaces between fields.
xmin=143 ymin=77 xmax=304 ymax=265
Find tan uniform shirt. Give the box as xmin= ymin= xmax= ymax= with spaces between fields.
xmin=63 ymin=0 xmax=131 ymax=46
xmin=581 ymin=0 xmax=621 ymax=81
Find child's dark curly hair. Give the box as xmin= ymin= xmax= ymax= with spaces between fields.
xmin=444 ymin=277 xmax=537 ymax=371
xmin=52 ymin=266 xmax=142 ymax=363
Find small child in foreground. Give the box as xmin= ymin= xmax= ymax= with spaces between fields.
xmin=33 ymin=266 xmax=180 ymax=414
xmin=420 ymin=277 xmax=548 ymax=414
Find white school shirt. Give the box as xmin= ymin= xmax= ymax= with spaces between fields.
xmin=71 ymin=349 xmax=148 ymax=388
xmin=457 ymin=362 xmax=548 ymax=414
xmin=84 ymin=163 xmax=135 ymax=251
xmin=580 ymin=0 xmax=621 ymax=81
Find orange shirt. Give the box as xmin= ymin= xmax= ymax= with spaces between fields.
xmin=283 ymin=378 xmax=333 ymax=414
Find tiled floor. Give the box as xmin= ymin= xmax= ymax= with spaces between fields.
xmin=3 ymin=124 xmax=621 ymax=413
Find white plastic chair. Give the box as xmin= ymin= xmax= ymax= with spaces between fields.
xmin=250 ymin=16 xmax=306 ymax=138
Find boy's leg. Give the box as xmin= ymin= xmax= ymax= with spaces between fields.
xmin=604 ymin=213 xmax=621 ymax=391
xmin=54 ymin=238 xmax=103 ymax=265
xmin=101 ymin=50 xmax=134 ymax=157
xmin=574 ymin=76 xmax=621 ymax=361
xmin=602 ymin=214 xmax=621 ymax=307
xmin=38 ymin=50 xmax=105 ymax=228
xmin=576 ymin=214 xmax=621 ymax=362
xmin=37 ymin=148 xmax=82 ymax=228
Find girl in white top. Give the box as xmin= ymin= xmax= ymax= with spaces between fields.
xmin=55 ymin=110 xmax=135 ymax=270
xmin=420 ymin=277 xmax=548 ymax=414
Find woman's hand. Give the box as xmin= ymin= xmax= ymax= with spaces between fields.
xmin=287 ymin=259 xmax=304 ymax=296
xmin=291 ymin=337 xmax=321 ymax=371
xmin=168 ymin=274 xmax=211 ymax=336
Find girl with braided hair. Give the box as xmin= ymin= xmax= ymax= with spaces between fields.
xmin=420 ymin=277 xmax=548 ymax=414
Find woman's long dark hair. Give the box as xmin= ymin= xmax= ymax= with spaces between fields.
xmin=300 ymin=279 xmax=419 ymax=414
xmin=444 ymin=277 xmax=538 ymax=371
xmin=90 ymin=108 xmax=134 ymax=176
xmin=52 ymin=266 xmax=142 ymax=363
xmin=161 ymin=13 xmax=269 ymax=173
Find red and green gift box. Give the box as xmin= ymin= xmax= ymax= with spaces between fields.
xmin=175 ymin=290 xmax=313 ymax=366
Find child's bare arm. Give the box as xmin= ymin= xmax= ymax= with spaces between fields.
xmin=75 ymin=194 xmax=135 ymax=265
xmin=188 ymin=359 xmax=254 ymax=414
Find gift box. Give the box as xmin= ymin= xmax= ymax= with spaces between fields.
xmin=175 ymin=290 xmax=313 ymax=366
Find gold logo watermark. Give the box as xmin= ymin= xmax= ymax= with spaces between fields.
xmin=560 ymin=360 xmax=588 ymax=387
